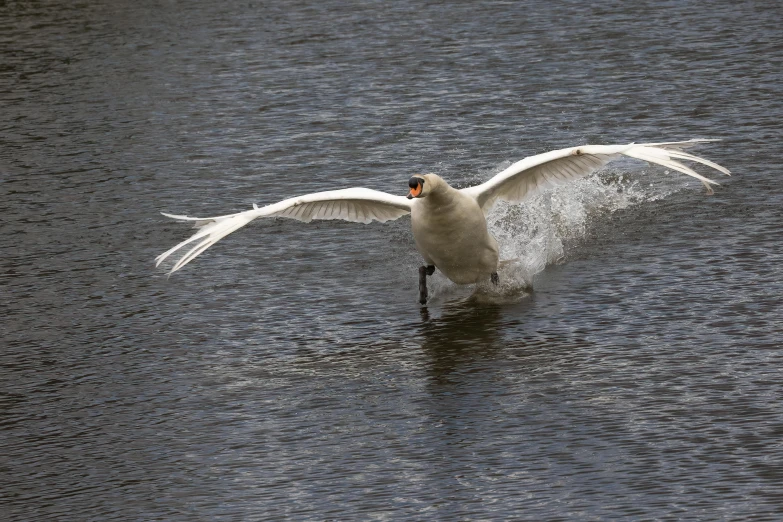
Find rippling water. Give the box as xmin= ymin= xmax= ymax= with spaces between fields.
xmin=3 ymin=1 xmax=782 ymax=519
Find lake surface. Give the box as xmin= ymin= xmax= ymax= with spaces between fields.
xmin=2 ymin=0 xmax=782 ymax=519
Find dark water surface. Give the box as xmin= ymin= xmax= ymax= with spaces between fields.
xmin=2 ymin=1 xmax=782 ymax=519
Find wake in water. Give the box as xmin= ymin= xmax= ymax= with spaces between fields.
xmin=424 ymin=164 xmax=689 ymax=305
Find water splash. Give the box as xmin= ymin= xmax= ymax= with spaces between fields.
xmin=427 ymin=164 xmax=687 ymax=304
xmin=489 ymin=165 xmax=685 ymax=284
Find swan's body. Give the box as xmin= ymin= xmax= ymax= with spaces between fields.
xmin=410 ymin=175 xmax=498 ymax=284
xmin=156 ymin=139 xmax=729 ymax=302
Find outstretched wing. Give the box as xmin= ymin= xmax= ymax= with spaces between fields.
xmin=156 ymin=187 xmax=412 ymax=274
xmin=462 ymin=139 xmax=730 ymax=212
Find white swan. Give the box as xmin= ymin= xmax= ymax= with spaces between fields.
xmin=156 ymin=139 xmax=729 ymax=303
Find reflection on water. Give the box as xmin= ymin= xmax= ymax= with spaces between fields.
xmin=419 ymin=301 xmax=507 ymax=383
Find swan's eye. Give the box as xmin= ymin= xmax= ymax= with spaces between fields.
xmin=409 ymin=177 xmax=421 ymax=189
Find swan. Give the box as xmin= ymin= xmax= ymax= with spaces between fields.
xmin=156 ymin=139 xmax=729 ymax=304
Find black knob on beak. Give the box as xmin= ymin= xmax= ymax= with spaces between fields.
xmin=407 ymin=176 xmax=424 ymax=199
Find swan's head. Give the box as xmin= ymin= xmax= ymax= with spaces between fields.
xmin=407 ymin=174 xmax=438 ymax=199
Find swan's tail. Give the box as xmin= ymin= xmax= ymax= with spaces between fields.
xmin=155 ymin=208 xmax=260 ymax=275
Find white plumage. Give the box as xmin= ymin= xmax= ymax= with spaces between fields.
xmin=156 ymin=139 xmax=729 ymax=297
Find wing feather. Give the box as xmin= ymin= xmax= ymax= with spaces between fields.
xmin=157 ymin=187 xmax=411 ymax=274
xmin=463 ymin=140 xmax=728 ymax=212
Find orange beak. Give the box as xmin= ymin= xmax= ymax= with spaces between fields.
xmin=408 ymin=182 xmax=422 ymax=199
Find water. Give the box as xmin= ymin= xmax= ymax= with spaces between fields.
xmin=2 ymin=0 xmax=782 ymax=519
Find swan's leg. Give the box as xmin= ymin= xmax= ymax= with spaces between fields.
xmin=491 ymin=272 xmax=499 ymax=285
xmin=418 ymin=266 xmax=428 ymax=304
xmin=419 ymin=265 xmax=436 ymax=304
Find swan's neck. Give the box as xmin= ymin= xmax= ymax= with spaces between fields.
xmin=424 ymin=176 xmax=459 ymax=208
